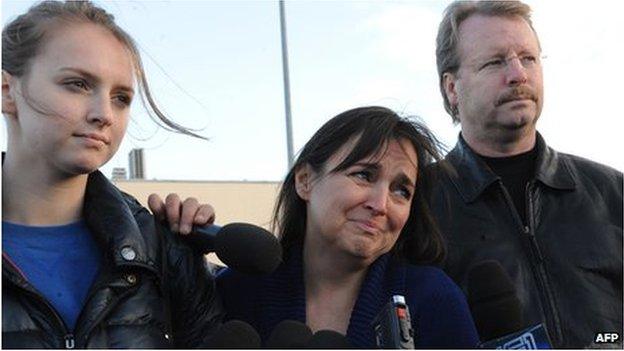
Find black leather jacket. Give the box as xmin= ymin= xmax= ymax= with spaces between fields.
xmin=429 ymin=133 xmax=623 ymax=348
xmin=2 ymin=171 xmax=224 ymax=348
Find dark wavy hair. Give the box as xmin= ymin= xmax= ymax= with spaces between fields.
xmin=272 ymin=106 xmax=448 ymax=265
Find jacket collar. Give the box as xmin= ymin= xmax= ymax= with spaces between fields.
xmin=83 ymin=171 xmax=157 ymax=271
xmin=533 ymin=133 xmax=576 ymax=191
xmin=445 ymin=132 xmax=576 ymax=203
xmin=2 ymin=153 xmax=157 ymax=273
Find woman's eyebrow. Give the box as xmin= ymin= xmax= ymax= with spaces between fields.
xmin=353 ymin=162 xmax=379 ymax=169
xmin=58 ymin=67 xmax=135 ymax=94
xmin=59 ymin=67 xmax=98 ymax=82
xmin=395 ymin=173 xmax=416 ymax=189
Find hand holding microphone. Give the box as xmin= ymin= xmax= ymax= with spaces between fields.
xmin=149 ymin=193 xmax=282 ymax=275
xmin=148 ymin=193 xmax=216 ymax=235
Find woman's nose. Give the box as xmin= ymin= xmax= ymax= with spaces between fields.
xmin=86 ymin=95 xmax=114 ymax=126
xmin=364 ymin=184 xmax=388 ymax=216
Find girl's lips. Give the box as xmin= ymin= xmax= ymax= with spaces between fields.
xmin=75 ymin=132 xmax=110 ymax=145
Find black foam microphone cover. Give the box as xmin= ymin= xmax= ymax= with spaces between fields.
xmin=466 ymin=260 xmax=523 ymax=341
xmin=265 ymin=320 xmax=313 ymax=349
xmin=215 ymin=223 xmax=282 ymax=275
xmin=205 ymin=320 xmax=261 ymax=349
xmin=188 ymin=222 xmax=282 ymax=275
xmin=305 ymin=330 xmax=353 ymax=349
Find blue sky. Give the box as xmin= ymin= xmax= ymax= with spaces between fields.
xmin=2 ymin=0 xmax=623 ymax=180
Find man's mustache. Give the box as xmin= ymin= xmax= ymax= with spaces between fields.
xmin=496 ymin=86 xmax=538 ymax=106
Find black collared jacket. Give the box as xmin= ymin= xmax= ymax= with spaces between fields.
xmin=428 ymin=133 xmax=622 ymax=348
xmin=2 ymin=171 xmax=224 ymax=348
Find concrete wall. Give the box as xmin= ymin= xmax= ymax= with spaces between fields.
xmin=113 ymin=180 xmax=281 ymax=229
xmin=113 ymin=180 xmax=282 ymax=266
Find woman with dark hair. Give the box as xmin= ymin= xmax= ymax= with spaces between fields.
xmin=217 ymin=106 xmax=479 ymax=348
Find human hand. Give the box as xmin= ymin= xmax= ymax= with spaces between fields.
xmin=148 ymin=193 xmax=216 ymax=235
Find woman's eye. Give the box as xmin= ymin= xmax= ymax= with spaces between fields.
xmin=113 ymin=94 xmax=132 ymax=107
xmin=64 ymin=79 xmax=89 ymax=90
xmin=351 ymin=170 xmax=372 ymax=182
xmin=394 ymin=186 xmax=412 ymax=200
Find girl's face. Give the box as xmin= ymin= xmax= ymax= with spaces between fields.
xmin=3 ymin=22 xmax=135 ymax=176
xmin=296 ymin=138 xmax=418 ymax=267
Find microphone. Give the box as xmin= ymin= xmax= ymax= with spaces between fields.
xmin=186 ymin=223 xmax=282 ymax=275
xmin=205 ymin=320 xmax=261 ymax=349
xmin=372 ymin=295 xmax=415 ymax=349
xmin=478 ymin=324 xmax=551 ymax=349
xmin=467 ymin=260 xmax=523 ymax=341
xmin=265 ymin=320 xmax=312 ymax=349
xmin=305 ymin=330 xmax=353 ymax=349
xmin=467 ymin=260 xmax=552 ymax=349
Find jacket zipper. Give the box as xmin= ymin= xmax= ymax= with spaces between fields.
xmin=497 ymin=181 xmax=561 ymax=345
xmin=64 ymin=334 xmax=75 ymax=349
xmin=10 ymin=272 xmax=137 ymax=348
xmin=69 ymin=271 xmax=116 ymax=344
xmin=524 ymin=182 xmax=563 ymax=346
xmin=3 ymin=259 xmax=76 ymax=348
xmin=77 ymin=283 xmax=137 ymax=345
xmin=24 ymin=288 xmax=76 ymax=349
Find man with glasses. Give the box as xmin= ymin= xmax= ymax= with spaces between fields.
xmin=429 ymin=0 xmax=622 ymax=348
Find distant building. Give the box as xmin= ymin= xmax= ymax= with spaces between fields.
xmin=111 ymin=167 xmax=127 ymax=180
xmin=128 ymin=148 xmax=145 ymax=179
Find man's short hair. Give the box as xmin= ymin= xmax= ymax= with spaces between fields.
xmin=436 ymin=0 xmax=538 ymax=123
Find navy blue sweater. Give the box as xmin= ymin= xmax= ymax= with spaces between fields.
xmin=217 ymin=246 xmax=479 ymax=348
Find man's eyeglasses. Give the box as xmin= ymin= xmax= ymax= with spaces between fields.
xmin=476 ymin=54 xmax=546 ymax=72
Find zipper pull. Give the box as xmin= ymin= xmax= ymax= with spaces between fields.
xmin=64 ymin=334 xmax=75 ymax=349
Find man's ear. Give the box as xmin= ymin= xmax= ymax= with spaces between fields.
xmin=294 ymin=164 xmax=313 ymax=201
xmin=2 ymin=70 xmax=18 ymax=118
xmin=443 ymin=72 xmax=459 ymax=110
